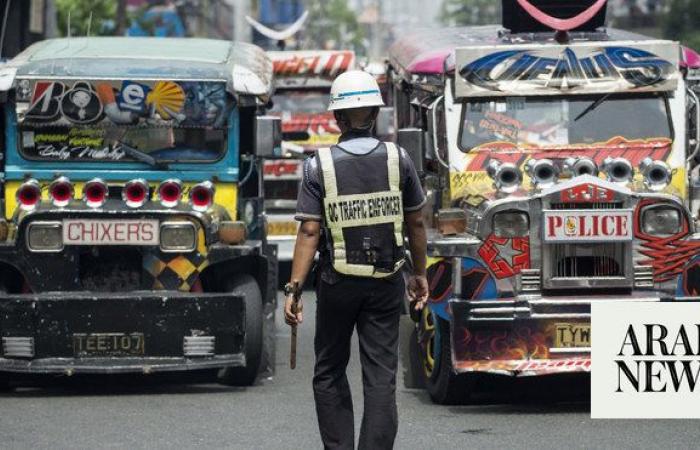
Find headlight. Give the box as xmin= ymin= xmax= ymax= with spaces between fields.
xmin=492 ymin=211 xmax=529 ymax=237
xmin=160 ymin=222 xmax=196 ymax=252
xmin=642 ymin=205 xmax=682 ymax=236
xmin=27 ymin=222 xmax=63 ymax=252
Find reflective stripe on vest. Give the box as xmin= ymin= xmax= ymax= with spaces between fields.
xmin=318 ymin=142 xmax=404 ymax=278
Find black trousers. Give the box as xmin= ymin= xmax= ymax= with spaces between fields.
xmin=313 ymin=275 xmax=404 ymax=450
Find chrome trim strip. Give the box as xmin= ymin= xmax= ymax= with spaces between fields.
xmin=0 ymin=354 xmax=245 ymax=374
xmin=2 ymin=337 xmax=35 ymax=358
xmin=549 ymin=347 xmax=591 ymax=354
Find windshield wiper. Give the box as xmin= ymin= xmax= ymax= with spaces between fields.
xmin=574 ymin=93 xmax=612 ymax=122
xmin=114 ymin=141 xmax=169 ymax=170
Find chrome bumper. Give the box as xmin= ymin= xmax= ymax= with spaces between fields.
xmin=0 ymin=354 xmax=245 ymax=374
xmin=450 ymin=292 xmax=664 ymax=322
xmin=268 ymin=235 xmax=295 ymax=261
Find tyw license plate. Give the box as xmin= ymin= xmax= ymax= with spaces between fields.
xmin=554 ymin=323 xmax=591 ymax=348
xmin=73 ymin=333 xmax=145 ymax=356
xmin=63 ymin=219 xmax=159 ymax=245
xmin=543 ymin=210 xmax=633 ymax=242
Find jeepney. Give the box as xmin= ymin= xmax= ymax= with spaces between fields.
xmin=0 ymin=37 xmax=279 ymax=386
xmin=389 ymin=2 xmax=700 ymax=403
xmin=264 ymin=50 xmax=354 ymax=261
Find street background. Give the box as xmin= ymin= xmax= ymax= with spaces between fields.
xmin=1 ymin=290 xmax=700 ymax=449
xmin=3 ymin=0 xmax=700 ymax=60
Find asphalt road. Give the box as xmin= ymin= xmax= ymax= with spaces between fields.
xmin=1 ymin=290 xmax=700 ymax=449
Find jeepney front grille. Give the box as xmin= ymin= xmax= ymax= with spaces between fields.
xmin=550 ymin=242 xmax=626 ymax=278
xmin=80 ymin=248 xmax=142 ymax=291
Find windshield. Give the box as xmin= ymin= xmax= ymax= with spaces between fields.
xmin=459 ymin=93 xmax=671 ymax=151
xmin=15 ymin=79 xmax=230 ymax=163
xmin=270 ymin=90 xmax=329 ymax=114
xmin=19 ymin=126 xmax=225 ymax=162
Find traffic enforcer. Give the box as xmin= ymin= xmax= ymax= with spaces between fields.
xmin=0 ymin=37 xmax=280 ymax=385
xmin=389 ymin=0 xmax=700 ymax=403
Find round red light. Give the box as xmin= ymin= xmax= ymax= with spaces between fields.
xmin=17 ymin=180 xmax=41 ymax=210
xmin=49 ymin=177 xmax=73 ymax=207
xmin=158 ymin=180 xmax=182 ymax=207
xmin=84 ymin=179 xmax=108 ymax=207
xmin=123 ymin=180 xmax=149 ymax=208
xmin=190 ymin=182 xmax=215 ymax=211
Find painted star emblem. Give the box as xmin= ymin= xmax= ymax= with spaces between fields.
xmin=493 ymin=238 xmax=522 ymax=267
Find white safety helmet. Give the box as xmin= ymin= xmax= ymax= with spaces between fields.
xmin=328 ymin=70 xmax=385 ymax=111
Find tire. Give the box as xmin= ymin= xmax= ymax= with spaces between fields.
xmin=0 ymin=373 xmax=13 ymax=391
xmin=218 ymin=275 xmax=263 ymax=386
xmin=424 ymin=315 xmax=475 ymax=405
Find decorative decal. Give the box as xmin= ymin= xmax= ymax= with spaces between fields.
xmin=117 ymin=81 xmax=151 ymax=113
xmin=26 ymin=81 xmax=65 ymax=121
xmin=18 ymin=79 xmax=229 ymax=129
xmin=59 ymin=82 xmax=103 ymax=124
xmin=180 ymin=82 xmax=227 ymax=127
xmin=635 ymin=199 xmax=700 ymax=282
xmin=263 ymin=160 xmax=303 ymax=179
xmin=450 ymin=300 xmax=591 ymax=375
xmin=271 ymin=50 xmax=355 ymax=79
xmin=478 ymin=235 xmax=530 ymax=278
xmin=21 ymin=127 xmax=126 ymax=161
xmin=682 ymin=257 xmax=700 ymax=296
xmin=148 ymin=81 xmax=185 ymax=120
xmin=560 ymin=182 xmax=615 ymax=203
xmin=465 ymin=137 xmax=672 ymax=172
xmin=449 ymin=137 xmax=675 ymax=202
xmin=455 ymin=42 xmax=680 ymax=97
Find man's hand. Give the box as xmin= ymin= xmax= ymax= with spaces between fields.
xmin=408 ymin=275 xmax=429 ymax=311
xmin=284 ymin=294 xmax=303 ymax=326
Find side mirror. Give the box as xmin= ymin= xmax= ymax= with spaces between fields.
xmin=397 ymin=127 xmax=424 ymax=173
xmin=375 ymin=106 xmax=395 ymax=140
xmin=255 ymin=115 xmax=282 ymax=158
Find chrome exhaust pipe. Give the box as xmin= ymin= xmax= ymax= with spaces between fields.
xmin=564 ymin=156 xmax=598 ymax=177
xmin=487 ymin=160 xmax=522 ymax=194
xmin=640 ymin=157 xmax=672 ymax=191
xmin=602 ymin=157 xmax=634 ymax=184
xmin=526 ymin=158 xmax=559 ymax=188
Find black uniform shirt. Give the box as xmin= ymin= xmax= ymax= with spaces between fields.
xmin=295 ymin=130 xmax=427 ymax=283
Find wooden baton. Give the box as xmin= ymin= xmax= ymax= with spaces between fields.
xmin=289 ymin=280 xmax=300 ymax=369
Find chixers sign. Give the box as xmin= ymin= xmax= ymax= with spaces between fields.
xmin=592 ymin=302 xmax=700 ymax=418
xmin=454 ymin=41 xmax=679 ymax=97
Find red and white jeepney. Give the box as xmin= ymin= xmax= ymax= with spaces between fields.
xmin=264 ymin=50 xmax=354 ymax=260
xmin=390 ymin=1 xmax=700 ymax=403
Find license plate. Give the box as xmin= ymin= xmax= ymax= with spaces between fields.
xmin=543 ymin=210 xmax=633 ymax=242
xmin=63 ymin=219 xmax=159 ymax=245
xmin=554 ymin=323 xmax=591 ymax=348
xmin=73 ymin=333 xmax=145 ymax=357
xmin=267 ymin=221 xmax=298 ymax=236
